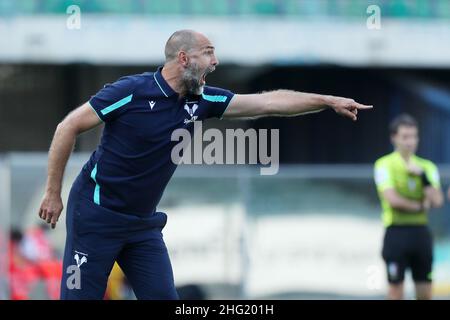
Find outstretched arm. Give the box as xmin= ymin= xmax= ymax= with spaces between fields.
xmin=222 ymin=90 xmax=372 ymax=121
xmin=39 ymin=102 xmax=102 ymax=229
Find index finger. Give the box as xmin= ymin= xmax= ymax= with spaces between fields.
xmin=354 ymin=102 xmax=373 ymax=110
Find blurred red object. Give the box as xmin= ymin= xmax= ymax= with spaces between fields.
xmin=9 ymin=226 xmax=62 ymax=300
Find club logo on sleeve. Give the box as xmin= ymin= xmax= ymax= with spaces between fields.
xmin=374 ymin=167 xmax=388 ymax=185
xmin=183 ymin=103 xmax=198 ymax=124
xmin=74 ymin=251 xmax=88 ymax=268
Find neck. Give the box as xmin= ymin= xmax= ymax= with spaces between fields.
xmin=161 ymin=62 xmax=185 ymax=96
xmin=397 ymin=149 xmax=413 ymax=162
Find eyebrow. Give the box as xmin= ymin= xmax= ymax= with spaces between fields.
xmin=203 ymin=46 xmax=215 ymax=51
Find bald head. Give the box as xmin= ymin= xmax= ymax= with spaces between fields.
xmin=162 ymin=30 xmax=218 ymax=96
xmin=164 ymin=29 xmax=203 ymax=62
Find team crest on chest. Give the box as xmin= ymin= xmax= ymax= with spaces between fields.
xmin=184 ymin=103 xmax=199 ymax=124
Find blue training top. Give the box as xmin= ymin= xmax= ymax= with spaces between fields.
xmin=74 ymin=67 xmax=234 ymax=216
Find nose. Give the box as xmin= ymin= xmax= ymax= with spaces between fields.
xmin=211 ymin=54 xmax=219 ymax=67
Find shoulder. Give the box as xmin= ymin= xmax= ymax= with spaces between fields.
xmin=374 ymin=153 xmax=395 ymax=185
xmin=109 ymin=72 xmax=162 ymax=98
xmin=113 ymin=74 xmax=140 ymax=87
xmin=133 ymin=72 xmax=174 ymax=98
xmin=95 ymin=74 xmax=140 ymax=98
xmin=202 ymin=86 xmax=234 ymax=101
xmin=374 ymin=152 xmax=395 ymax=168
xmin=203 ymin=85 xmax=230 ymax=93
xmin=118 ymin=73 xmax=152 ymax=90
xmin=415 ymin=156 xmax=438 ymax=170
xmin=111 ymin=72 xmax=158 ymax=91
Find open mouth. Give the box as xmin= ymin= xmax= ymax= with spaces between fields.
xmin=200 ymin=68 xmax=215 ymax=85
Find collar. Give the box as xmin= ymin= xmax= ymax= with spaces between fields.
xmin=153 ymin=66 xmax=177 ymax=98
xmin=393 ymin=150 xmax=417 ymax=166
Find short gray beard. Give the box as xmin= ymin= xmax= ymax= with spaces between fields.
xmin=181 ymin=62 xmax=204 ymax=95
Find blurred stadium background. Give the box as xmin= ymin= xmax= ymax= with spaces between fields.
xmin=1 ymin=0 xmax=450 ymax=299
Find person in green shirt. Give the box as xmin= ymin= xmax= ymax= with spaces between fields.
xmin=374 ymin=114 xmax=443 ymax=300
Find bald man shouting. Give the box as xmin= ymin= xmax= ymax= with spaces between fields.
xmin=38 ymin=30 xmax=372 ymax=300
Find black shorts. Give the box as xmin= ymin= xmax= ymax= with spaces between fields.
xmin=382 ymin=225 xmax=433 ymax=284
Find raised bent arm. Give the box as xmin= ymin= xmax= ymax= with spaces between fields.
xmin=222 ymin=90 xmax=372 ymax=120
xmin=424 ymin=186 xmax=444 ymax=208
xmin=405 ymin=161 xmax=444 ymax=209
xmin=383 ymin=188 xmax=423 ymax=212
xmin=39 ymin=102 xmax=102 ymax=229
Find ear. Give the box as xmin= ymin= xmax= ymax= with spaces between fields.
xmin=178 ymin=51 xmax=189 ymax=67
